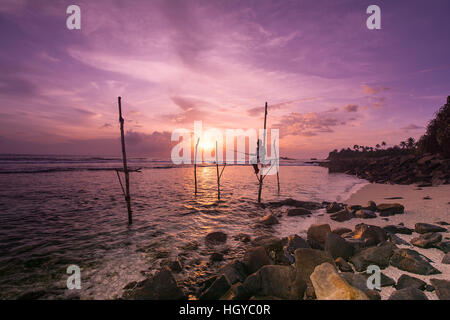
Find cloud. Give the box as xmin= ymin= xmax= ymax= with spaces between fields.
xmin=401 ymin=124 xmax=423 ymax=130
xmin=246 ymin=98 xmax=320 ymax=117
xmin=362 ymin=84 xmax=389 ymax=95
xmin=344 ymin=104 xmax=359 ymax=112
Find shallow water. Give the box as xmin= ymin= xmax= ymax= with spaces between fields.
xmin=0 ymin=162 xmax=367 ymax=299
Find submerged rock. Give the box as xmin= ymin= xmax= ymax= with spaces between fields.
xmin=259 ymin=214 xmax=279 ymax=226
xmin=205 ymin=231 xmax=227 ymax=245
xmin=267 ymin=198 xmax=322 ymax=210
xmin=310 ymin=263 xmax=369 ymax=300
xmin=390 ymin=248 xmax=441 ymax=275
xmin=411 ymin=232 xmax=443 ymax=249
xmin=414 ymin=223 xmax=447 ymax=234
xmin=388 ymin=287 xmax=428 ymax=300
xmin=286 ymin=208 xmax=312 ymax=216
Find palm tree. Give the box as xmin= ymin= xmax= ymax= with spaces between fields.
xmin=407 ymin=137 xmax=416 ymax=149
xmin=400 ymin=141 xmax=407 ymax=149
xmin=381 ymin=141 xmax=387 ymax=148
xmin=353 ymin=144 xmax=359 ymax=152
xmin=375 ymin=144 xmax=381 ymax=150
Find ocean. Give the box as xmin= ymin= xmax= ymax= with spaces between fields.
xmin=0 ymin=155 xmax=368 ymax=299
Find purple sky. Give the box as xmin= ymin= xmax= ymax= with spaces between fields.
xmin=1 ymin=0 xmax=449 ymax=158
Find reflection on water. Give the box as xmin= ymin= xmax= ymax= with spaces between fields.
xmin=0 ymin=166 xmax=367 ymax=299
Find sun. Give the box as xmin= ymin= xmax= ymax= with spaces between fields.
xmin=199 ymin=140 xmax=214 ymax=151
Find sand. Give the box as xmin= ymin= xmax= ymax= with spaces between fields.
xmin=311 ymin=183 xmax=450 ymax=300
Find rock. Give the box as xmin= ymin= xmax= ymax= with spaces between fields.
xmin=411 ymin=232 xmax=443 ymax=249
xmin=234 ymin=233 xmax=251 ymax=242
xmin=353 ymin=223 xmax=388 ymax=247
xmin=383 ymin=225 xmax=413 ymax=235
xmin=123 ymin=268 xmax=186 ymax=300
xmin=267 ymin=198 xmax=322 ymax=210
xmin=218 ymin=260 xmax=247 ymax=284
xmin=415 ymin=223 xmax=447 ymax=234
xmin=390 ymin=249 xmax=441 ymax=275
xmin=169 ymin=259 xmax=182 ymax=273
xmin=435 ymin=240 xmax=450 ymax=253
xmin=251 ymin=236 xmax=283 ymax=252
xmin=347 ymin=204 xmax=362 ymax=211
xmin=210 ymin=252 xmax=224 ymax=262
xmin=205 ymin=231 xmax=227 ymax=245
xmin=324 ymin=232 xmax=354 ymax=260
xmin=326 ymin=202 xmax=343 ymax=213
xmin=242 ymin=265 xmax=305 ymax=300
xmin=335 ymin=257 xmax=353 ymax=273
xmin=294 ymin=248 xmax=335 ymax=296
xmin=363 ymin=201 xmax=377 ymax=211
xmin=243 ymin=246 xmax=272 ymax=274
xmin=396 ymin=274 xmax=427 ymax=290
xmin=355 ymin=209 xmax=377 ymax=219
xmin=286 ymin=208 xmax=312 ymax=216
xmin=330 ymin=210 xmax=355 ymax=222
xmin=286 ymin=234 xmax=310 ymax=253
xmin=199 ymin=274 xmax=231 ymax=300
xmin=307 ymin=224 xmax=331 ymax=247
xmin=310 ymin=263 xmax=369 ymax=300
xmin=388 ymin=288 xmax=428 ymax=300
xmin=436 ymin=221 xmax=450 ymax=226
xmin=355 ymin=272 xmax=395 ymax=287
xmin=259 ymin=214 xmax=279 ymax=226
xmin=430 ymin=279 xmax=450 ymax=300
xmin=350 ymin=242 xmax=396 ymax=272
xmin=332 ymin=227 xmax=352 ymax=236
xmin=388 ymin=233 xmax=411 ymax=246
xmin=376 ymin=203 xmax=405 ymax=216
xmin=220 ymin=282 xmax=247 ymax=300
xmin=340 ymin=273 xmax=381 ymax=300
xmin=442 ymin=253 xmax=450 ymax=264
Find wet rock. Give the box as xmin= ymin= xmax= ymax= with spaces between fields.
xmin=388 ymin=287 xmax=428 ymax=300
xmin=220 ymin=282 xmax=248 ymax=300
xmin=347 ymin=204 xmax=362 ymax=211
xmin=243 ymin=246 xmax=272 ymax=274
xmin=199 ymin=274 xmax=231 ymax=300
xmin=205 ymin=231 xmax=227 ymax=245
xmin=430 ymin=279 xmax=450 ymax=300
xmin=310 ymin=263 xmax=369 ymax=300
xmin=340 ymin=273 xmax=381 ymax=300
xmin=234 ymin=233 xmax=251 ymax=243
xmin=411 ymin=232 xmax=442 ymax=249
xmin=396 ymin=274 xmax=427 ymax=290
xmin=267 ymin=198 xmax=322 ymax=210
xmin=259 ymin=214 xmax=279 ymax=226
xmin=286 ymin=234 xmax=310 ymax=254
xmin=362 ymin=201 xmax=377 ymax=211
xmin=123 ymin=268 xmax=186 ymax=300
xmin=355 ymin=209 xmax=377 ymax=219
xmin=169 ymin=258 xmax=183 ymax=273
xmin=242 ymin=265 xmax=306 ymax=300
xmin=335 ymin=257 xmax=353 ymax=273
xmin=307 ymin=224 xmax=331 ymax=247
xmin=326 ymin=202 xmax=343 ymax=214
xmin=435 ymin=240 xmax=450 ymax=253
xmin=286 ymin=208 xmax=312 ymax=216
xmin=324 ymin=232 xmax=354 ymax=260
xmin=218 ymin=260 xmax=247 ymax=284
xmin=330 ymin=210 xmax=355 ymax=222
xmin=353 ymin=223 xmax=388 ymax=247
xmin=442 ymin=252 xmax=450 ymax=264
xmin=332 ymin=227 xmax=352 ymax=236
xmin=350 ymin=242 xmax=396 ymax=272
xmin=415 ymin=223 xmax=447 ymax=234
xmin=251 ymin=236 xmax=283 ymax=252
xmin=210 ymin=252 xmax=224 ymax=262
xmin=390 ymin=248 xmax=441 ymax=275
xmin=383 ymin=225 xmax=413 ymax=235
xmin=376 ymin=203 xmax=405 ymax=216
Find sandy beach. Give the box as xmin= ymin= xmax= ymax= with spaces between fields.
xmin=309 ymin=183 xmax=450 ymax=299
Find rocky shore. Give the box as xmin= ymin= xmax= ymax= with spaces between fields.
xmin=121 ymin=196 xmax=450 ymax=300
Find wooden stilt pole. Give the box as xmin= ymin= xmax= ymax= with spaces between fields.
xmin=257 ymin=102 xmax=268 ymax=203
xmin=118 ymin=97 xmax=132 ymax=225
xmin=216 ymin=141 xmax=220 ymax=201
xmin=274 ymin=139 xmax=280 ymax=194
xmin=194 ymin=138 xmax=200 ymax=196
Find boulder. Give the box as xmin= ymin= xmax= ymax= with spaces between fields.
xmin=243 ymin=246 xmax=272 ymax=274
xmin=436 ymin=240 xmax=450 ymax=253
xmin=411 ymin=232 xmax=442 ymax=249
xmin=286 ymin=234 xmax=310 ymax=253
xmin=442 ymin=252 xmax=450 ymax=264
xmin=218 ymin=260 xmax=247 ymax=284
xmin=388 ymin=287 xmax=428 ymax=300
xmin=324 ymin=232 xmax=354 ymax=260
xmin=332 ymin=227 xmax=352 ymax=236
xmin=220 ymin=282 xmax=247 ymax=300
xmin=259 ymin=214 xmax=279 ymax=226
xmin=267 ymin=198 xmax=322 ymax=210
xmin=388 ymin=233 xmax=411 ymax=246
xmin=376 ymin=203 xmax=405 ymax=216
xmin=353 ymin=223 xmax=388 ymax=247
xmin=335 ymin=257 xmax=353 ymax=273
xmin=430 ymin=279 xmax=450 ymax=300
xmin=414 ymin=223 xmax=447 ymax=234
xmin=310 ymin=263 xmax=369 ymax=300
xmin=251 ymin=236 xmax=283 ymax=252
xmin=326 ymin=202 xmax=343 ymax=213
xmin=390 ymin=248 xmax=441 ymax=275
xmin=307 ymin=224 xmax=331 ymax=247
xmin=362 ymin=201 xmax=377 ymax=211
xmin=340 ymin=273 xmax=381 ymax=300
xmin=396 ymin=274 xmax=427 ymax=290
xmin=205 ymin=231 xmax=227 ymax=245
xmin=199 ymin=274 xmax=231 ymax=300
xmin=355 ymin=209 xmax=377 ymax=219
xmin=330 ymin=210 xmax=355 ymax=222
xmin=350 ymin=242 xmax=396 ymax=272
xmin=286 ymin=208 xmax=312 ymax=216
xmin=242 ymin=265 xmax=306 ymax=300
xmin=123 ymin=268 xmax=186 ymax=300
xmin=383 ymin=225 xmax=413 ymax=235
xmin=168 ymin=258 xmax=182 ymax=273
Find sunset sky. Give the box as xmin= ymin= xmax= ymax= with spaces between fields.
xmin=1 ymin=0 xmax=449 ymax=158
